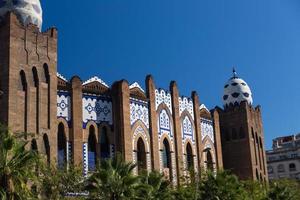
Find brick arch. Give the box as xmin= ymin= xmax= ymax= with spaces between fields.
xmin=183 ymin=139 xmax=196 ymax=155
xmin=84 ymin=121 xmax=99 ymax=142
xmin=132 ymin=123 xmax=151 ymax=173
xmin=132 ymin=122 xmax=150 ymax=153
xmin=32 ymin=66 xmax=39 ymax=87
xmin=157 ymin=105 xmax=174 ymax=138
xmin=180 ymin=111 xmax=196 ymax=142
xmin=57 ymin=118 xmax=70 ymax=141
xmin=201 ymin=137 xmax=216 ymax=171
xmin=159 ymin=133 xmax=175 ymax=151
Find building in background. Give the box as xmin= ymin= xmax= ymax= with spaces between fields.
xmin=266 ymin=134 xmax=300 ymax=180
xmin=0 ymin=0 xmax=267 ymax=184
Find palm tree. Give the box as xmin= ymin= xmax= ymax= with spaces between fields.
xmin=86 ymin=155 xmax=139 ymax=200
xmin=0 ymin=124 xmax=39 ymax=199
xmin=134 ymin=170 xmax=171 ymax=200
xmin=199 ymin=170 xmax=247 ymax=200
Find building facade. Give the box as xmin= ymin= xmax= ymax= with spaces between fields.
xmin=266 ymin=134 xmax=300 ymax=180
xmin=0 ymin=0 xmax=267 ymax=184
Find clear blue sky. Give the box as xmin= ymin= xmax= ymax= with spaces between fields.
xmin=42 ymin=0 xmax=300 ymax=149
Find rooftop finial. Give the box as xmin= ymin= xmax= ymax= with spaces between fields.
xmin=232 ymin=67 xmax=238 ymax=78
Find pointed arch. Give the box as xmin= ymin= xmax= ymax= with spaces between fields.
xmin=43 ymin=63 xmax=50 ymax=84
xmin=206 ymin=150 xmax=214 ymax=171
xmin=31 ymin=139 xmax=38 ymax=152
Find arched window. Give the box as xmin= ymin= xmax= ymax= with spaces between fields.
xmin=31 ymin=139 xmax=38 ymax=152
xmin=137 ymin=138 xmax=147 ymax=172
xmin=278 ymin=164 xmax=285 ymax=173
xmin=88 ymin=125 xmax=97 ymax=171
xmin=251 ymin=128 xmax=255 ymax=140
xmin=57 ymin=123 xmax=67 ymax=168
xmin=100 ymin=127 xmax=110 ymax=159
xmin=19 ymin=70 xmax=27 ymax=91
xmin=43 ymin=134 xmax=50 ymax=164
xmin=43 ymin=64 xmax=50 ymax=84
xmin=232 ymin=128 xmax=238 ymax=140
xmin=239 ymin=127 xmax=245 ymax=139
xmin=162 ymin=139 xmax=171 ymax=169
xmin=32 ymin=67 xmax=39 ymax=87
xmin=289 ymin=163 xmax=296 ymax=172
xmin=206 ymin=150 xmax=214 ymax=171
xmin=186 ymin=143 xmax=194 ymax=170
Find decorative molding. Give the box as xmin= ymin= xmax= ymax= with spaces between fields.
xmin=200 ymin=104 xmax=210 ymax=113
xmin=83 ymin=76 xmax=109 ymax=88
xmin=155 ymin=89 xmax=172 ymax=114
xmin=182 ymin=116 xmax=195 ymax=143
xmin=129 ymin=82 xmax=145 ymax=93
xmin=57 ymin=72 xmax=68 ymax=82
xmin=158 ymin=109 xmax=173 ymax=138
xmin=179 ymin=96 xmax=194 ymax=119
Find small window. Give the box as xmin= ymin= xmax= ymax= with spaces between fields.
xmin=223 ymin=95 xmax=229 ymax=100
xmin=289 ymin=163 xmax=296 ymax=172
xmin=224 ymin=84 xmax=229 ymax=88
xmin=243 ymin=93 xmax=250 ymax=97
xmin=241 ymin=82 xmax=247 ymax=86
xmin=231 ymin=83 xmax=238 ymax=86
xmin=232 ymin=93 xmax=240 ymax=98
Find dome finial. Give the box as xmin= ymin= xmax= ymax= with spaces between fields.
xmin=232 ymin=67 xmax=238 ymax=78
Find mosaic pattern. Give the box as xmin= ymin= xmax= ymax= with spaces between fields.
xmin=57 ymin=92 xmax=71 ymax=122
xmin=0 ymin=0 xmax=43 ymax=29
xmin=82 ymin=95 xmax=113 ymax=128
xmin=155 ymin=89 xmax=172 ymax=114
xmin=83 ymin=143 xmax=88 ymax=177
xmin=179 ymin=97 xmax=194 ymax=119
xmin=182 ymin=116 xmax=195 ymax=143
xmin=130 ymin=98 xmax=149 ymax=128
xmin=201 ymin=118 xmax=215 ymax=143
xmin=158 ymin=109 xmax=172 ymax=138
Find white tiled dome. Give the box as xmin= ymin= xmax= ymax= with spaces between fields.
xmin=223 ymin=70 xmax=253 ymax=107
xmin=0 ymin=0 xmax=42 ymax=30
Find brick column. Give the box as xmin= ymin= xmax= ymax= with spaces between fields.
xmin=71 ymin=76 xmax=83 ymax=165
xmin=170 ymin=81 xmax=183 ymax=184
xmin=212 ymin=109 xmax=223 ymax=170
xmin=146 ymin=75 xmax=160 ymax=171
xmin=112 ymin=80 xmax=132 ymax=161
xmin=192 ymin=91 xmax=203 ymax=171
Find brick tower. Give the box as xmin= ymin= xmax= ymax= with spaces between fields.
xmin=215 ymin=70 xmax=268 ymax=182
xmin=0 ymin=2 xmax=58 ymax=163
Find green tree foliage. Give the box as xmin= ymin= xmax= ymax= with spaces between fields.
xmin=134 ymin=170 xmax=172 ymax=200
xmin=86 ymin=155 xmax=139 ymax=200
xmin=0 ymin=125 xmax=39 ymax=200
xmin=267 ymin=179 xmax=300 ymax=200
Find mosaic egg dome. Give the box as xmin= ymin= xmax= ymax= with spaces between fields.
xmin=0 ymin=0 xmax=42 ymax=30
xmin=223 ymin=70 xmax=253 ymax=107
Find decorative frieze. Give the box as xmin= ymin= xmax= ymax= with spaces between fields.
xmin=179 ymin=96 xmax=194 ymax=119
xmin=155 ymin=89 xmax=172 ymax=113
xmin=82 ymin=95 xmax=113 ymax=128
xmin=130 ymin=98 xmax=149 ymax=128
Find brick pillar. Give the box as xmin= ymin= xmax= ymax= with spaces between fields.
xmin=146 ymin=75 xmax=160 ymax=171
xmin=192 ymin=91 xmax=203 ymax=171
xmin=112 ymin=80 xmax=132 ymax=161
xmin=212 ymin=109 xmax=223 ymax=170
xmin=71 ymin=76 xmax=83 ymax=165
xmin=170 ymin=81 xmax=183 ymax=184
